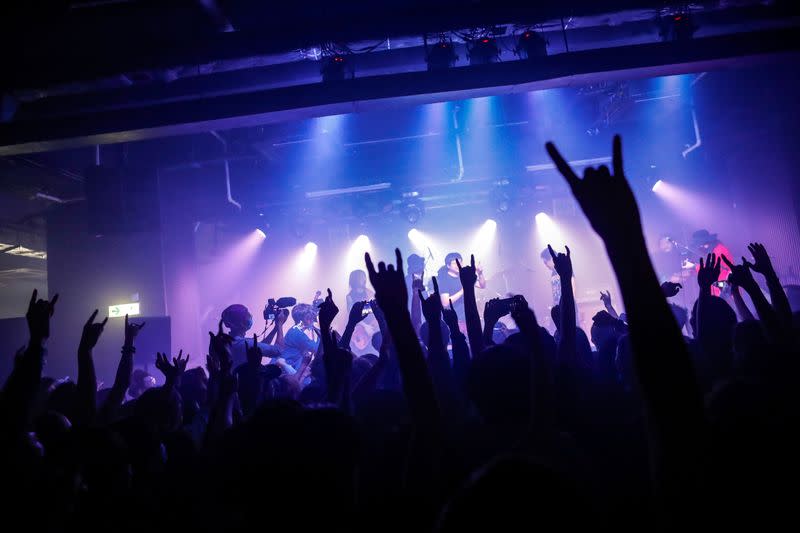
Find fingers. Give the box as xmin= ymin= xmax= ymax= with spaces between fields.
xmin=699 ymin=256 xmax=704 ymax=269
xmin=714 ymin=254 xmax=721 ymax=269
xmin=29 ymin=289 xmax=38 ymax=310
xmin=253 ymin=333 xmax=258 ymax=345
xmin=49 ymin=293 xmax=59 ymax=311
xmin=455 ymin=258 xmax=462 ymax=270
xmin=721 ymin=255 xmax=735 ymax=269
xmin=547 ymin=244 xmax=556 ymax=262
xmin=86 ymin=309 xmax=99 ymax=327
xmin=217 ymin=319 xmax=223 ymax=336
xmin=327 ymin=288 xmax=333 ymax=300
xmin=565 ymin=245 xmax=571 ymax=258
xmin=742 ymin=256 xmax=754 ymax=269
xmin=365 ymin=252 xmax=376 ymax=277
xmin=449 ymin=299 xmax=455 ymax=312
xmin=545 ymin=141 xmax=581 ymax=190
xmin=395 ymin=248 xmax=403 ymax=273
xmin=612 ymin=135 xmax=623 ymax=177
xmin=470 ymin=254 xmax=475 ymax=269
xmin=125 ymin=314 xmax=129 ymax=328
xmin=676 ymin=283 xmax=682 ymax=288
xmin=100 ymin=316 xmax=108 ymax=327
xmin=432 ymin=276 xmax=439 ymax=295
xmin=378 ymin=261 xmax=386 ymax=273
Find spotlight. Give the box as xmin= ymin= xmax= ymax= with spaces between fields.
xmin=515 ymin=30 xmax=548 ymax=59
xmin=659 ymin=13 xmax=697 ymax=42
xmin=403 ymin=202 xmax=423 ymax=225
xmin=407 ymin=228 xmax=430 ymax=252
xmin=534 ymin=212 xmax=563 ymax=245
xmin=255 ymin=229 xmax=267 ymax=240
xmin=468 ymin=37 xmax=499 ymax=66
xmin=426 ymin=39 xmax=458 ymax=70
xmin=652 ymin=180 xmax=664 ymax=193
xmin=305 ymin=241 xmax=318 ymax=255
xmin=321 ymin=54 xmax=352 ymax=82
xmin=470 ymin=218 xmax=498 ymax=256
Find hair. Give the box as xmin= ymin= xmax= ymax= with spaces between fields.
xmin=444 ymin=252 xmax=462 ymax=267
xmin=222 ymin=304 xmax=252 ymax=332
xmin=291 ymin=303 xmax=316 ymax=324
xmin=407 ymin=253 xmax=425 ymax=272
xmin=348 ymin=269 xmax=367 ymax=289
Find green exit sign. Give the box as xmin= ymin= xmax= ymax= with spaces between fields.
xmin=108 ymin=303 xmax=140 ymax=317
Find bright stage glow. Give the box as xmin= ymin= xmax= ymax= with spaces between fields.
xmin=534 ymin=212 xmax=563 ymax=246
xmin=652 ymin=179 xmax=664 ymax=193
xmin=295 ymin=241 xmax=318 ymax=274
xmin=407 ymin=228 xmax=426 ymax=250
xmin=255 ymin=229 xmax=267 ymax=240
xmin=346 ymin=234 xmax=372 ymax=273
xmin=470 ymin=219 xmax=497 ymax=256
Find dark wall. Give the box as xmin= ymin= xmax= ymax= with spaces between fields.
xmin=45 ymin=200 xmax=167 ymax=382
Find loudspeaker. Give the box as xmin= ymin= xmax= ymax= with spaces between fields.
xmin=84 ymin=166 xmax=160 ymax=236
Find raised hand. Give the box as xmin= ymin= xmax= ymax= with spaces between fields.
xmin=660 ymin=282 xmax=683 ymax=298
xmin=600 ymin=290 xmax=612 ymax=307
xmin=26 ymin=289 xmax=59 ymax=342
xmin=455 ymin=254 xmax=478 ymax=289
xmin=548 ymin=245 xmax=573 ymax=279
xmin=79 ymin=310 xmax=108 ymax=352
xmin=209 ymin=319 xmax=233 ymax=365
xmin=275 ymin=308 xmax=289 ymax=325
xmin=546 ymin=135 xmax=641 ymax=246
xmin=697 ymin=253 xmax=721 ymax=292
xmin=419 ymin=276 xmax=444 ymax=325
xmin=747 ymin=242 xmax=775 ymax=276
xmin=155 ymin=350 xmax=190 ymax=385
xmin=347 ymin=300 xmax=368 ymax=326
xmin=246 ymin=333 xmax=262 ymax=367
xmin=124 ymin=314 xmax=146 ymax=349
xmin=318 ymin=288 xmax=339 ymax=331
xmin=442 ymin=299 xmax=459 ymax=334
xmin=721 ymin=255 xmax=757 ymax=292
xmin=411 ymin=273 xmax=424 ymax=293
xmin=484 ymin=298 xmax=510 ymax=327
xmin=365 ymin=249 xmax=408 ymax=315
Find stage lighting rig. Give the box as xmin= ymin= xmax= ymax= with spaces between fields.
xmin=321 ymin=53 xmax=353 ymax=82
xmin=403 ymin=202 xmax=423 ymax=225
xmin=468 ymin=36 xmax=499 ymax=66
xmin=515 ymin=29 xmax=548 ymax=60
xmin=426 ymin=37 xmax=458 ymax=70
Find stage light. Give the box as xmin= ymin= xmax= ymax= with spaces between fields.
xmin=652 ymin=180 xmax=664 ymax=193
xmin=471 ymin=219 xmax=498 ymax=255
xmin=515 ymin=30 xmax=548 ymax=59
xmin=426 ymin=39 xmax=458 ymax=70
xmin=404 ymin=202 xmax=423 ymax=224
xmin=407 ymin=228 xmax=428 ymax=252
xmin=305 ymin=241 xmax=318 ymax=255
xmin=255 ymin=229 xmax=267 ymax=240
xmin=321 ymin=54 xmax=352 ymax=82
xmin=535 ymin=212 xmax=563 ymax=245
xmin=468 ymin=37 xmax=499 ymax=66
xmin=346 ymin=234 xmax=372 ymax=273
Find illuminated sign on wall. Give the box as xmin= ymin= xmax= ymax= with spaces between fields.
xmin=108 ymin=302 xmax=140 ymax=317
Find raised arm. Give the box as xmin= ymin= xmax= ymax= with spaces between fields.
xmin=76 ymin=310 xmax=108 ymax=426
xmin=549 ymin=245 xmax=577 ymax=368
xmin=722 ymin=254 xmax=782 ymax=343
xmin=747 ymin=242 xmax=792 ymax=328
xmin=99 ymin=314 xmax=145 ymax=423
xmin=457 ymin=254 xmax=484 ymax=357
xmin=600 ymin=290 xmax=620 ymax=319
xmin=338 ymin=300 xmax=367 ymax=350
xmin=546 ymin=135 xmax=705 ymax=523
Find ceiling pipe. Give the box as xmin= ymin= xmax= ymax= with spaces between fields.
xmin=209 ymin=130 xmax=241 ymax=210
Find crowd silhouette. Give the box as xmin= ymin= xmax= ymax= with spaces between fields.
xmin=2 ymin=136 xmax=798 ymax=532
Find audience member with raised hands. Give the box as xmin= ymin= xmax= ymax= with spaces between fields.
xmin=600 ymin=290 xmax=620 ymax=319
xmin=75 ymin=309 xmax=108 ymax=425
xmin=99 ymin=314 xmax=145 ymax=423
xmin=546 ymin=135 xmax=706 ymax=525
xmin=456 ymin=254 xmax=484 ymax=356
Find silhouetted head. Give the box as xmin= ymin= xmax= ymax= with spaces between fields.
xmin=134 ymin=386 xmax=183 ymax=435
xmin=690 ymin=296 xmax=737 ymax=380
xmin=348 ymin=269 xmax=367 ymax=290
xmin=669 ymin=302 xmax=689 ymax=331
xmin=469 ymin=344 xmax=533 ymax=425
xmin=733 ymin=319 xmax=768 ymax=376
xmin=407 ymin=254 xmax=425 ymax=275
xmin=129 ymin=369 xmax=156 ymax=399
xmin=590 ymin=311 xmax=626 ymax=348
xmin=445 ymin=252 xmax=462 ymax=274
xmin=222 ymin=304 xmax=253 ymax=336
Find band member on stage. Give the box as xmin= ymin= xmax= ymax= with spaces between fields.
xmin=221 ymin=304 xmax=282 ymax=368
xmin=346 ymin=269 xmax=374 ymax=314
xmin=653 ymin=234 xmax=685 ymax=283
xmin=434 ymin=252 xmax=486 ymax=320
xmin=282 ymin=303 xmax=320 ymax=371
xmin=692 ymin=229 xmax=732 ymax=296
xmin=405 ymin=253 xmax=426 ymax=305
